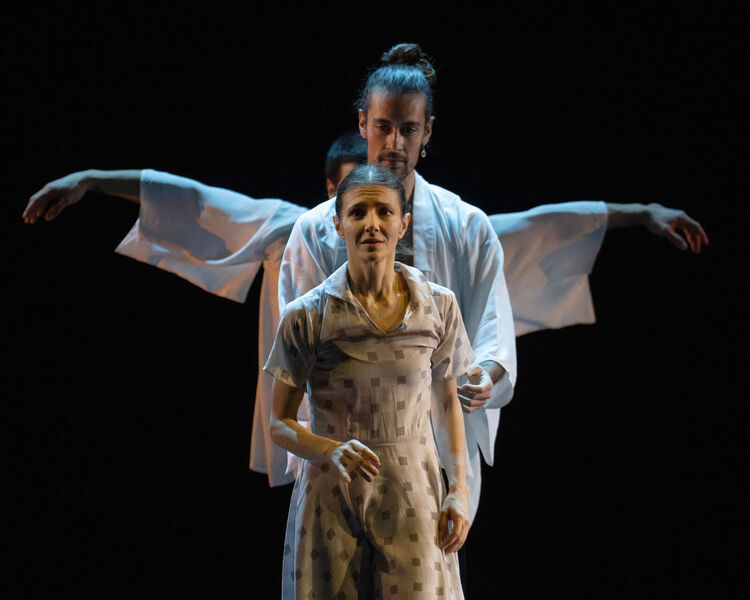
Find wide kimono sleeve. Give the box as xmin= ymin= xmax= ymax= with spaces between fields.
xmin=431 ymin=290 xmax=476 ymax=381
xmin=263 ymin=298 xmax=318 ymax=390
xmin=491 ymin=201 xmax=608 ymax=337
xmin=115 ymin=169 xmax=307 ymax=302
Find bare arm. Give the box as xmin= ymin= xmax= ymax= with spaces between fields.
xmin=269 ymin=379 xmax=380 ymax=483
xmin=432 ymin=377 xmax=470 ymax=553
xmin=23 ymin=169 xmax=142 ymax=224
xmin=606 ymin=202 xmax=709 ymax=254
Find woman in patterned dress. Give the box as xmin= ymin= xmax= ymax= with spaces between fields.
xmin=265 ymin=165 xmax=472 ymax=599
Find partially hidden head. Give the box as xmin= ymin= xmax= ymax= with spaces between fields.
xmin=325 ymin=131 xmax=368 ymax=199
xmin=357 ymin=43 xmax=436 ymax=184
xmin=333 ymin=165 xmax=411 ymax=263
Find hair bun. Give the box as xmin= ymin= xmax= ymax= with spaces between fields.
xmin=380 ymin=43 xmax=436 ymax=84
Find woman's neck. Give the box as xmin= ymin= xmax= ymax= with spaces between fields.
xmin=346 ymin=256 xmax=399 ymax=302
xmin=347 ymin=258 xmax=409 ymax=333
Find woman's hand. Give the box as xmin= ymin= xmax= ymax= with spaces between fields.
xmin=23 ymin=171 xmax=90 ymax=224
xmin=327 ymin=439 xmax=381 ymax=483
xmin=438 ymin=487 xmax=470 ymax=553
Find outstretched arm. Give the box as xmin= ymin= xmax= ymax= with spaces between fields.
xmin=25 ymin=169 xmax=306 ymax=303
xmin=23 ymin=169 xmax=142 ymax=224
xmin=606 ymin=202 xmax=709 ymax=253
xmin=432 ymin=377 xmax=470 ymax=553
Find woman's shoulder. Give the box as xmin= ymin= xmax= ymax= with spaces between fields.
xmin=425 ymin=282 xmax=459 ymax=318
xmin=400 ymin=264 xmax=458 ymax=321
xmin=280 ymin=282 xmax=329 ymax=321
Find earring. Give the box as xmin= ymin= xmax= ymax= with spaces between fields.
xmin=420 ymin=146 xmax=427 ymax=158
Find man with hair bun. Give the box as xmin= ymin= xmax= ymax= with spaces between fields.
xmin=281 ymin=43 xmax=516 ymax=526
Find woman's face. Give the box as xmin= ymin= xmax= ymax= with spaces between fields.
xmin=334 ymin=184 xmax=410 ymax=265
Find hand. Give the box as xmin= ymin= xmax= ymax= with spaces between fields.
xmin=438 ymin=488 xmax=470 ymax=553
xmin=327 ymin=439 xmax=380 ymax=483
xmin=643 ymin=203 xmax=709 ymax=254
xmin=457 ymin=365 xmax=492 ymax=414
xmin=23 ymin=172 xmax=90 ymax=224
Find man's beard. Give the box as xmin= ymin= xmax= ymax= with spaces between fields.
xmin=377 ymin=154 xmax=411 ymax=181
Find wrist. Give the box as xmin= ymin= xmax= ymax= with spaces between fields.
xmin=320 ymin=439 xmax=342 ymax=462
xmin=478 ymin=360 xmax=504 ymax=384
xmin=448 ymin=481 xmax=469 ymax=497
xmin=606 ymin=202 xmax=648 ymax=229
xmin=640 ymin=203 xmax=657 ymax=226
xmin=79 ymin=169 xmax=102 ymax=192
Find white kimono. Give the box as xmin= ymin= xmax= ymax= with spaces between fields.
xmin=115 ymin=170 xmax=608 ymax=500
xmin=278 ymin=173 xmax=518 ymax=522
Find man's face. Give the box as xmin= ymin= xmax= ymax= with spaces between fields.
xmin=326 ymin=161 xmax=358 ymax=199
xmin=358 ymin=90 xmax=434 ymax=183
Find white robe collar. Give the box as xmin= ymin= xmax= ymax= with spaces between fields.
xmin=411 ymin=171 xmax=435 ymax=275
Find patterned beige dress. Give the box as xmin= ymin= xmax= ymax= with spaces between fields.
xmin=265 ymin=262 xmax=474 ymax=599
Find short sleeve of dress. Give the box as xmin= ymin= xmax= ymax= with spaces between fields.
xmin=263 ymin=301 xmax=316 ymax=389
xmin=431 ymin=291 xmax=476 ymax=381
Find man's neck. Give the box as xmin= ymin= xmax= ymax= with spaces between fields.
xmin=401 ymin=170 xmax=416 ymax=200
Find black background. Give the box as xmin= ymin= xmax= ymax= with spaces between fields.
xmin=6 ymin=2 xmax=745 ymax=597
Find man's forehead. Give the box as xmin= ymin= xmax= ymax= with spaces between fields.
xmin=371 ymin=116 xmax=422 ymax=127
xmin=366 ymin=91 xmax=427 ymax=121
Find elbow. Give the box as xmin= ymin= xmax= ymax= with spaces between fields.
xmin=269 ymin=415 xmax=286 ymax=445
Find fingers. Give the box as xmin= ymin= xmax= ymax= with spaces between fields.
xmin=696 ymin=222 xmax=709 ymax=247
xmin=23 ymin=188 xmax=55 ymax=224
xmin=663 ymin=227 xmax=689 ymax=251
xmin=458 ymin=394 xmax=487 ymax=414
xmin=334 ymin=460 xmax=352 ymax=484
xmin=464 ymin=365 xmax=482 ymax=377
xmin=24 ymin=189 xmax=73 ymax=224
xmin=351 ymin=440 xmax=381 ymax=468
xmin=438 ymin=508 xmax=449 ymax=542
xmin=45 ymin=198 xmax=67 ymax=222
xmin=439 ymin=509 xmax=469 ymax=553
xmin=675 ymin=216 xmax=709 ymax=254
xmin=458 ymin=383 xmax=491 ymax=398
xmin=664 ymin=220 xmax=709 ymax=254
xmin=341 ymin=447 xmax=379 ymax=481
xmin=656 ymin=207 xmax=709 ymax=254
xmin=457 ymin=372 xmax=492 ymax=414
xmin=648 ymin=204 xmax=709 ymax=255
xmin=336 ymin=440 xmax=380 ymax=482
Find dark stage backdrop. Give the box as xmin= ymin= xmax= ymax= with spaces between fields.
xmin=6 ymin=3 xmax=744 ymax=598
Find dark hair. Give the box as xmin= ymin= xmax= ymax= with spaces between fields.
xmin=324 ymin=131 xmax=367 ymax=183
xmin=356 ymin=43 xmax=436 ymax=121
xmin=335 ymin=165 xmax=407 ymax=218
